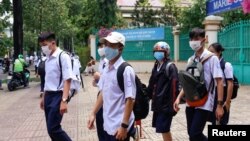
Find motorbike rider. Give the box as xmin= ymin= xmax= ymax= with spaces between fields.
xmin=13 ymin=54 xmax=28 ymax=87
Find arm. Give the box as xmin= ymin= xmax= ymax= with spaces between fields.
xmin=87 ymin=92 xmax=103 ymax=129
xmin=215 ymin=78 xmax=224 ymax=120
xmin=173 ymin=89 xmax=185 ymax=112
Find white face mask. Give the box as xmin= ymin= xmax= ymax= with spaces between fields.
xmin=189 ymin=41 xmax=202 ymax=51
xmin=41 ymin=45 xmax=52 ymax=56
xmin=98 ymin=48 xmax=105 ymax=57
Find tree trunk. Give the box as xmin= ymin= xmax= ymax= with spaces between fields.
xmin=13 ymin=0 xmax=23 ymax=60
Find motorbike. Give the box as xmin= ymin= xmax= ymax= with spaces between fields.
xmin=7 ymin=68 xmax=30 ymax=91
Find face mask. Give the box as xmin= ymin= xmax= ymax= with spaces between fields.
xmin=104 ymin=46 xmax=119 ymax=60
xmin=41 ymin=45 xmax=52 ymax=56
xmin=189 ymin=41 xmax=202 ymax=51
xmin=98 ymin=48 xmax=105 ymax=57
xmin=154 ymin=52 xmax=165 ymax=61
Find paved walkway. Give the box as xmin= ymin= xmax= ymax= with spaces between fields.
xmin=0 ymin=72 xmax=250 ymax=141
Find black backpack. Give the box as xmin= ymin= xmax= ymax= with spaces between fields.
xmin=117 ymin=62 xmax=149 ymax=121
xmin=178 ymin=53 xmax=214 ymax=107
xmin=220 ymin=58 xmax=239 ymax=99
xmin=38 ymin=59 xmax=46 ymax=75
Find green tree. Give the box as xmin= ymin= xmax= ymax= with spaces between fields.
xmin=221 ymin=9 xmax=250 ymax=26
xmin=178 ymin=0 xmax=206 ymax=32
xmin=131 ymin=0 xmax=158 ymax=27
xmin=158 ymin=0 xmax=179 ymax=26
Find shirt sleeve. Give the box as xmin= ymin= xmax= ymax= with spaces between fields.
xmin=61 ymin=53 xmax=74 ymax=81
xmin=224 ymin=62 xmax=233 ymax=79
xmin=123 ymin=66 xmax=136 ymax=99
xmin=211 ymin=56 xmax=223 ymax=78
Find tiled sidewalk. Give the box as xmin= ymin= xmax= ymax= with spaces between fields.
xmin=0 ymin=73 xmax=249 ymax=141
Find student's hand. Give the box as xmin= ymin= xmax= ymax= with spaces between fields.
xmin=40 ymin=96 xmax=44 ymax=110
xmin=115 ymin=127 xmax=128 ymax=140
xmin=216 ymin=105 xmax=224 ymax=121
xmin=60 ymin=102 xmax=68 ymax=115
xmin=87 ymin=114 xmax=96 ymax=130
xmin=173 ymin=98 xmax=180 ymax=112
xmin=223 ymin=101 xmax=231 ymax=112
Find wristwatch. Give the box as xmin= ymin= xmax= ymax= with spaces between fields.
xmin=217 ymin=100 xmax=223 ymax=106
xmin=62 ymin=97 xmax=68 ymax=103
xmin=121 ymin=123 xmax=128 ymax=129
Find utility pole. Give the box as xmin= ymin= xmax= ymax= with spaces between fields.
xmin=13 ymin=0 xmax=23 ymax=60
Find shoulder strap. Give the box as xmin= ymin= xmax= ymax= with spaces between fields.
xmin=220 ymin=58 xmax=227 ymax=85
xmin=117 ymin=62 xmax=131 ymax=92
xmin=201 ymin=53 xmax=214 ymax=64
xmin=165 ymin=62 xmax=173 ymax=77
xmin=71 ymin=58 xmax=74 ymax=69
xmin=57 ymin=51 xmax=64 ymax=89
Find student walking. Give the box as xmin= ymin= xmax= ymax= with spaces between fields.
xmin=147 ymin=41 xmax=179 ymax=141
xmin=39 ymin=32 xmax=73 ymax=141
xmin=208 ymin=42 xmax=234 ymax=125
xmin=173 ymin=28 xmax=224 ymax=141
xmin=88 ymin=32 xmax=136 ymax=141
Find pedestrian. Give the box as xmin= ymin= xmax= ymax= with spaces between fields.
xmin=39 ymin=31 xmax=73 ymax=141
xmin=37 ymin=53 xmax=46 ymax=97
xmin=0 ymin=79 xmax=3 ymax=90
xmin=208 ymin=42 xmax=234 ymax=125
xmin=34 ymin=54 xmax=39 ymax=75
xmin=173 ymin=27 xmax=224 ymax=141
xmin=88 ymin=32 xmax=136 ymax=141
xmin=147 ymin=41 xmax=179 ymax=141
xmin=92 ymin=41 xmax=108 ymax=141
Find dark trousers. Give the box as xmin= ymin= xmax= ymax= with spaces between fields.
xmin=103 ymin=125 xmax=135 ymax=141
xmin=210 ymin=93 xmax=230 ymax=125
xmin=185 ymin=107 xmax=210 ymax=141
xmin=40 ymin=74 xmax=45 ymax=92
xmin=96 ymin=107 xmax=105 ymax=141
xmin=44 ymin=91 xmax=72 ymax=141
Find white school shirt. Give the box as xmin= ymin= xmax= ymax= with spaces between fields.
xmin=98 ymin=56 xmax=136 ymax=135
xmin=44 ymin=48 xmax=74 ymax=91
xmin=98 ymin=57 xmax=108 ymax=74
xmin=220 ymin=58 xmax=233 ymax=86
xmin=187 ymin=49 xmax=223 ymax=111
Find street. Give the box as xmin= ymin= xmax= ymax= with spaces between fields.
xmin=0 ymin=73 xmax=250 ymax=141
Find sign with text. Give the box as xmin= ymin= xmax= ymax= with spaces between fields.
xmin=206 ymin=0 xmax=243 ymax=15
xmin=116 ymin=27 xmax=165 ymax=41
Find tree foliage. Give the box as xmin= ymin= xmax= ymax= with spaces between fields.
xmin=221 ymin=9 xmax=250 ymax=26
xmin=178 ymin=0 xmax=206 ymax=33
xmin=131 ymin=0 xmax=179 ymax=27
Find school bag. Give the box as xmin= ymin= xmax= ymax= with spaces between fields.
xmin=117 ymin=62 xmax=150 ymax=120
xmin=37 ymin=59 xmax=46 ymax=75
xmin=178 ymin=53 xmax=214 ymax=107
xmin=58 ymin=51 xmax=82 ymax=102
xmin=220 ymin=58 xmax=239 ymax=99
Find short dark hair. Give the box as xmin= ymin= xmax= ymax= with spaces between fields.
xmin=209 ymin=42 xmax=225 ymax=52
xmin=38 ymin=31 xmax=56 ymax=42
xmin=189 ymin=28 xmax=205 ymax=39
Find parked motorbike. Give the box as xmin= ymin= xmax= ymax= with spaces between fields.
xmin=7 ymin=68 xmax=30 ymax=91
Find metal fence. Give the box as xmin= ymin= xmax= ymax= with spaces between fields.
xmin=218 ymin=20 xmax=250 ymax=84
xmin=179 ymin=33 xmax=192 ymax=61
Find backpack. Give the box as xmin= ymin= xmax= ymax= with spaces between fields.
xmin=220 ymin=58 xmax=239 ymax=99
xmin=58 ymin=51 xmax=82 ymax=102
xmin=38 ymin=59 xmax=46 ymax=75
xmin=178 ymin=53 xmax=214 ymax=107
xmin=117 ymin=62 xmax=150 ymax=120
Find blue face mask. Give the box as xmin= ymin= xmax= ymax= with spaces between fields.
xmin=154 ymin=52 xmax=165 ymax=61
xmin=104 ymin=46 xmax=119 ymax=60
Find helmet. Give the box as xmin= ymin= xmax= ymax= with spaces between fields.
xmin=18 ymin=54 xmax=23 ymax=59
xmin=153 ymin=41 xmax=170 ymax=54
